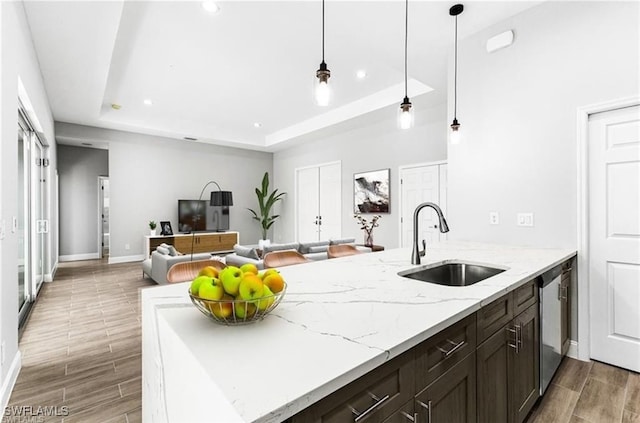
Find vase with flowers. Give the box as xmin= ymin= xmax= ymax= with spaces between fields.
xmin=354 ymin=214 xmax=381 ymax=247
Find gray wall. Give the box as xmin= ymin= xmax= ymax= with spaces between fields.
xmin=55 ymin=123 xmax=273 ymax=262
xmin=274 ymin=101 xmax=448 ymax=248
xmin=0 ymin=1 xmax=57 ymax=404
xmin=447 ymin=1 xmax=639 ymax=341
xmin=57 ymin=145 xmax=108 ymax=259
xmin=448 ymin=1 xmax=639 ymax=249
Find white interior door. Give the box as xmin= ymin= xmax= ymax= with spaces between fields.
xmin=296 ymin=167 xmax=320 ymax=242
xmin=319 ymin=162 xmax=341 ymax=240
xmin=399 ymin=164 xmax=444 ymax=248
xmin=589 ymin=105 xmax=640 ymax=372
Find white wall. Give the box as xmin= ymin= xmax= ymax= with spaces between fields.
xmin=274 ymin=101 xmax=448 ymax=248
xmin=57 ymin=145 xmax=108 ymax=259
xmin=448 ymin=1 xmax=639 ymax=249
xmin=0 ymin=1 xmax=56 ymax=408
xmin=55 ymin=123 xmax=273 ymax=262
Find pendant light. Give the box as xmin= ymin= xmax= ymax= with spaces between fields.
xmin=315 ymin=0 xmax=331 ymax=106
xmin=449 ymin=4 xmax=463 ymax=144
xmin=398 ymin=0 xmax=414 ymax=129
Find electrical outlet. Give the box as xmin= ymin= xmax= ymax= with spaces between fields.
xmin=517 ymin=213 xmax=534 ymax=227
xmin=489 ymin=212 xmax=500 ymax=225
xmin=125 ymin=243 xmax=130 ymax=250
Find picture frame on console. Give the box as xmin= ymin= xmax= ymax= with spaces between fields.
xmin=160 ymin=221 xmax=173 ymax=236
xmin=354 ymin=168 xmax=390 ymax=213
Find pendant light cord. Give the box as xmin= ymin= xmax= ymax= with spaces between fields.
xmin=453 ymin=14 xmax=458 ymax=119
xmin=404 ymin=0 xmax=409 ymax=98
xmin=322 ymin=0 xmax=325 ymax=62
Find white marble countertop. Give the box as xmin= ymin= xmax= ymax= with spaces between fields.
xmin=141 ymin=241 xmax=576 ymax=423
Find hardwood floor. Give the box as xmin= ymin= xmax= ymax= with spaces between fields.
xmin=8 ymin=259 xmax=638 ymax=423
xmin=7 ymin=259 xmax=155 ymax=423
xmin=527 ymin=357 xmax=640 ymax=423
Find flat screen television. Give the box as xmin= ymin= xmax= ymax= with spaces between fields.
xmin=178 ymin=200 xmax=207 ymax=233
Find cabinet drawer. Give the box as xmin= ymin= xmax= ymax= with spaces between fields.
xmin=513 ymin=279 xmax=538 ymax=316
xmin=477 ymin=292 xmax=513 ymax=343
xmin=415 ymin=314 xmax=476 ymax=391
xmin=292 ymin=353 xmax=414 ymax=423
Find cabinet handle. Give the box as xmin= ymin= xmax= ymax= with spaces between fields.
xmin=516 ymin=324 xmax=523 ymax=351
xmin=506 ymin=327 xmax=519 ymax=353
xmin=351 ymin=393 xmax=390 ymax=422
xmin=436 ymin=339 xmax=466 ymax=357
xmin=416 ymin=400 xmax=432 ymax=423
xmin=400 ymin=411 xmax=417 ymax=422
xmin=558 ymin=284 xmax=568 ymax=301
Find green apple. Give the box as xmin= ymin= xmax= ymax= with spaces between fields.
xmin=198 ymin=277 xmax=224 ymax=301
xmin=220 ymin=266 xmax=243 ymax=296
xmin=256 ymin=285 xmax=275 ymax=311
xmin=234 ymin=300 xmax=256 ymax=319
xmin=190 ymin=275 xmax=210 ymax=296
xmin=238 ymin=274 xmax=264 ymax=301
xmin=240 ymin=263 xmax=259 ymax=275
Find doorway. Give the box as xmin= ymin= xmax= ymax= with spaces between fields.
xmin=587 ymin=104 xmax=639 ymax=372
xmin=398 ymin=161 xmax=448 ymax=248
xmin=98 ymin=176 xmax=110 ymax=259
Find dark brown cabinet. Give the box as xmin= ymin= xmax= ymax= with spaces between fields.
xmin=476 ymin=280 xmax=540 ymax=423
xmin=560 ymin=267 xmax=571 ymax=356
xmin=415 ymin=352 xmax=476 ymax=423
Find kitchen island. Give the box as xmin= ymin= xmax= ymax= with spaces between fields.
xmin=142 ymin=241 xmax=576 ymax=423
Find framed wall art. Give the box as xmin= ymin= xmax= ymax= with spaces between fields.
xmin=354 ymin=168 xmax=390 ymax=213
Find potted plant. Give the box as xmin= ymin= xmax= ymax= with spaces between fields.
xmin=248 ymin=172 xmax=286 ymax=249
xmin=149 ymin=221 xmax=157 ymax=236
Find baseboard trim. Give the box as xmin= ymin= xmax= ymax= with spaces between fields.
xmin=0 ymin=351 xmax=22 ymax=413
xmin=109 ymin=254 xmax=145 ymax=264
xmin=59 ymin=253 xmax=99 ymax=262
xmin=44 ymin=260 xmax=58 ymax=282
xmin=567 ymin=340 xmax=580 ymax=360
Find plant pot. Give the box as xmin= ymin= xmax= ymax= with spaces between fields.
xmin=150 ymin=229 xmax=157 ymax=236
xmin=258 ymin=239 xmax=271 ymax=249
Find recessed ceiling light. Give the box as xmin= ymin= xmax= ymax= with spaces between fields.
xmin=143 ymin=99 xmax=153 ymax=106
xmin=356 ymin=70 xmax=367 ymax=79
xmin=81 ymin=142 xmax=93 ymax=146
xmin=111 ymin=103 xmax=121 ymax=110
xmin=183 ymin=136 xmax=198 ymax=141
xmin=253 ymin=122 xmax=262 ymax=128
xmin=201 ymin=1 xmax=220 ymax=14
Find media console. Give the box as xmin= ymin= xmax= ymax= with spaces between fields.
xmin=144 ymin=231 xmax=238 ymax=257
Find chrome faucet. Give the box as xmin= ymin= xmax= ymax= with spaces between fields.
xmin=411 ymin=202 xmax=450 ymax=265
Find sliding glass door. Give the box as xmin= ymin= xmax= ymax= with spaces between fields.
xmin=18 ymin=110 xmax=48 ymax=328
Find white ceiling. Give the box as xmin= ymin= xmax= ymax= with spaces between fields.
xmin=24 ymin=0 xmax=542 ymax=151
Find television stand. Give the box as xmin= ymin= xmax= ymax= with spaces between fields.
xmin=144 ymin=232 xmax=238 ymax=257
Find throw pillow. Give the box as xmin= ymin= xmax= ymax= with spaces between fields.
xmin=156 ymin=246 xmax=170 ymax=255
xmin=234 ymin=244 xmax=260 ymax=260
xmin=329 ymin=237 xmax=356 ymax=245
xmin=298 ymin=240 xmax=330 ymax=254
xmin=167 ymin=245 xmax=179 ymax=256
xmin=263 ymin=242 xmax=300 ymax=254
xmin=307 ymin=245 xmax=329 ymax=254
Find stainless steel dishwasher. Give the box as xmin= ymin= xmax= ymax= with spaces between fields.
xmin=539 ymin=264 xmax=563 ymax=395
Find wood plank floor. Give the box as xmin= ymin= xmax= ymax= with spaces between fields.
xmin=8 ymin=259 xmax=639 ymax=422
xmin=8 ymin=259 xmax=155 ymax=423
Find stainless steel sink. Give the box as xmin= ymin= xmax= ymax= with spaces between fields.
xmin=398 ymin=261 xmax=506 ymax=287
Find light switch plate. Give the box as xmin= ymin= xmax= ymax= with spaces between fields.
xmin=489 ymin=212 xmax=500 ymax=225
xmin=517 ymin=213 xmax=534 ymax=227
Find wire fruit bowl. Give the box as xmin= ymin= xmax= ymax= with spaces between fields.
xmin=188 ymin=283 xmax=286 ymax=325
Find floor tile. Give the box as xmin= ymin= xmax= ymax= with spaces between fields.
xmin=552 ymin=357 xmax=593 ymax=392
xmin=573 ymin=378 xmax=625 ymax=423
xmin=625 ymin=372 xmax=640 ymax=414
xmin=530 ymin=383 xmax=579 ymax=423
xmin=590 ymin=360 xmax=629 ymax=388
xmin=623 ymin=410 xmax=640 ymax=423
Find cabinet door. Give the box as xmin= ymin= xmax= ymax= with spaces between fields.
xmin=477 ymin=292 xmax=513 ymax=343
xmin=560 ymin=271 xmax=571 ymax=356
xmin=382 ymin=400 xmax=415 ymax=423
xmin=476 ymin=326 xmax=510 ymax=423
xmin=509 ymin=304 xmax=539 ymax=423
xmin=174 ymin=236 xmax=195 ymax=254
xmin=415 ymin=352 xmax=476 ymax=423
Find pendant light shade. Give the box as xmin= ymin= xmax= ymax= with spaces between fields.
xmin=315 ymin=0 xmax=331 ymax=106
xmin=398 ymin=0 xmax=413 ymax=129
xmin=450 ymin=4 xmax=463 ymax=144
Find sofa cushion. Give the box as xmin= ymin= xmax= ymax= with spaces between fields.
xmin=307 ymin=245 xmax=329 ymax=254
xmin=234 ymin=244 xmax=260 ymax=260
xmin=156 ymin=246 xmax=170 ymax=255
xmin=167 ymin=245 xmax=180 ymax=256
xmin=329 ymin=237 xmax=356 ymax=245
xmin=263 ymin=242 xmax=300 ymax=254
xmin=298 ymin=240 xmax=330 ymax=254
